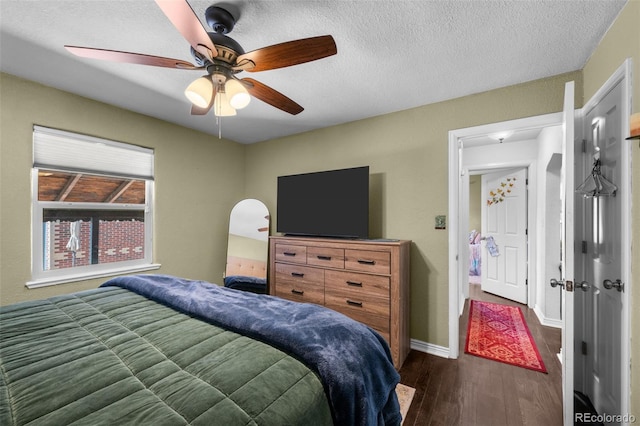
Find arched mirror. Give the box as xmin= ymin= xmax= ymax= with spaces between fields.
xmin=224 ymin=199 xmax=270 ymax=294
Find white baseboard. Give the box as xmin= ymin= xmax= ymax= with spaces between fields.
xmin=533 ymin=305 xmax=562 ymax=329
xmin=410 ymin=339 xmax=451 ymax=359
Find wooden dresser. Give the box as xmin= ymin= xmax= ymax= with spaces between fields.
xmin=268 ymin=236 xmax=411 ymax=368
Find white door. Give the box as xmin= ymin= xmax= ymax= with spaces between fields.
xmin=561 ymin=65 xmax=630 ymax=424
xmin=560 ymin=81 xmax=576 ymax=426
xmin=480 ymin=167 xmax=528 ymax=303
xmin=580 ymin=77 xmax=624 ymax=419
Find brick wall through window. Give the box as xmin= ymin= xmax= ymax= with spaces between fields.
xmin=47 ymin=220 xmax=144 ymax=270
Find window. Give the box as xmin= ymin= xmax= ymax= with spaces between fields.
xmin=29 ymin=126 xmax=158 ymax=288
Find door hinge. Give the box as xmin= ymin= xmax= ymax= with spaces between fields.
xmin=581 ymin=341 xmax=588 ymax=356
xmin=582 ymin=139 xmax=587 ymax=153
xmin=581 ymin=240 xmax=588 ymax=254
xmin=526 ymin=279 xmax=528 ymax=286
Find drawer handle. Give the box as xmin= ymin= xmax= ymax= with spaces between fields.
xmin=317 ymin=255 xmax=332 ymax=261
xmin=291 ymin=272 xmax=305 ymax=278
xmin=283 ymin=252 xmax=297 ymax=257
xmin=346 ymin=299 xmax=363 ymax=307
xmin=346 ymin=280 xmax=363 ymax=287
xmin=357 ymin=259 xmax=376 ymax=265
xmin=291 ymin=289 xmax=304 ymax=295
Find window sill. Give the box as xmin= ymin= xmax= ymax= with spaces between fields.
xmin=26 ymin=263 xmax=162 ymax=289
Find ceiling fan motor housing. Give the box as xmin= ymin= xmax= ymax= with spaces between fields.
xmin=190 ymin=34 xmax=243 ymax=68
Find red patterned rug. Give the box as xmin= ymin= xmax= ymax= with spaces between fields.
xmin=465 ymin=300 xmax=547 ymax=373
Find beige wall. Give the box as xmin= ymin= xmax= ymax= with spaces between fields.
xmin=245 ymin=71 xmax=582 ymax=346
xmin=0 ymin=73 xmax=246 ymax=305
xmin=583 ymin=0 xmax=639 ymax=416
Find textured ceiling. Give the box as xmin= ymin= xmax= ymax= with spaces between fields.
xmin=0 ymin=0 xmax=627 ymax=144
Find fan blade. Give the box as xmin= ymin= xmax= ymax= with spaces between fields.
xmin=235 ymin=35 xmax=336 ymax=72
xmin=191 ymin=103 xmax=211 ymax=115
xmin=190 ymin=85 xmax=218 ymax=115
xmin=242 ymin=78 xmax=303 ymax=115
xmin=65 ymin=46 xmax=202 ymax=70
xmin=154 ymin=0 xmax=217 ymax=59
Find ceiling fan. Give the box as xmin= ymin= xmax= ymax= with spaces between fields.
xmin=64 ymin=0 xmax=337 ymax=117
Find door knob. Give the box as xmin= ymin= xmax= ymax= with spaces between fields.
xmin=603 ymin=279 xmax=624 ymax=292
xmin=550 ymin=278 xmax=564 ymax=289
xmin=575 ymin=281 xmax=590 ymax=292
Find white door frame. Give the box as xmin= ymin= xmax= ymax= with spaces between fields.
xmin=448 ymin=112 xmax=561 ymax=358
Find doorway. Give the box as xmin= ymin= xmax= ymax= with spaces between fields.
xmin=467 ymin=167 xmax=529 ymax=304
xmin=447 ymin=112 xmax=564 ymax=358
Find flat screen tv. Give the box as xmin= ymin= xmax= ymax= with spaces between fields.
xmin=277 ymin=166 xmax=369 ymax=239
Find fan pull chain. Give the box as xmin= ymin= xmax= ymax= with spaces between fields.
xmin=214 ymin=85 xmax=223 ymax=139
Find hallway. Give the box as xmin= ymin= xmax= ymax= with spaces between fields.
xmin=399 ymin=284 xmax=563 ymax=425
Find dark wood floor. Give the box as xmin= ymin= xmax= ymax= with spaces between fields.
xmin=399 ymin=284 xmax=563 ymax=426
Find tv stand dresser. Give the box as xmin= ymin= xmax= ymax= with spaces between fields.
xmin=268 ymin=236 xmax=411 ymax=368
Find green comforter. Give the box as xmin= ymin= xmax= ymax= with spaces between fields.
xmin=0 ymin=287 xmax=332 ymax=425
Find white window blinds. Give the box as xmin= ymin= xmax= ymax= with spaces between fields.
xmin=33 ymin=126 xmax=154 ymax=180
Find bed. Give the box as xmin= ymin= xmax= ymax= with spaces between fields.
xmin=0 ymin=274 xmax=401 ymax=425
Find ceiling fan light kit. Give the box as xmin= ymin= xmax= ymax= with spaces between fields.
xmin=225 ymin=79 xmax=251 ymax=110
xmin=63 ymin=0 xmax=337 ymax=136
xmin=185 ymin=75 xmax=213 ymax=108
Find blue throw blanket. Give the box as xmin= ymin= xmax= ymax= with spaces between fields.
xmin=101 ymin=274 xmax=401 ymax=426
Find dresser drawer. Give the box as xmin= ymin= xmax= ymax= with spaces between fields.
xmin=275 ymin=282 xmax=325 ymax=305
xmin=307 ymin=247 xmax=345 ymax=269
xmin=325 ymin=270 xmax=390 ymax=300
xmin=324 ymin=276 xmax=389 ymax=317
xmin=275 ymin=244 xmax=307 ymax=264
xmin=345 ymin=249 xmax=391 ymax=274
xmin=275 ymin=263 xmax=324 ymax=304
xmin=327 ymin=302 xmax=390 ymax=335
xmin=275 ymin=263 xmax=324 ymax=284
